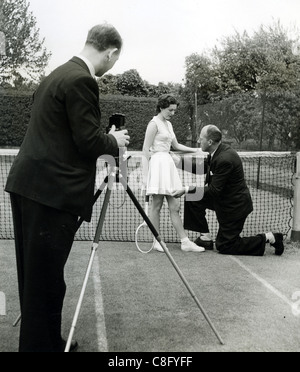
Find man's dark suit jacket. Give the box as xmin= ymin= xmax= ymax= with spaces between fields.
xmin=186 ymin=143 xmax=253 ymax=222
xmin=5 ymin=57 xmax=118 ymax=221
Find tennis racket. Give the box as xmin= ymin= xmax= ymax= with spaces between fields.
xmin=135 ymin=193 xmax=154 ymax=254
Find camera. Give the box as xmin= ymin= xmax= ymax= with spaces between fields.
xmin=106 ymin=113 xmax=126 ymax=134
xmin=105 ymin=113 xmax=130 ymax=175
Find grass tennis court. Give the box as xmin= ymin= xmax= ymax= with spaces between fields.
xmin=1 ymin=239 xmax=300 ymax=352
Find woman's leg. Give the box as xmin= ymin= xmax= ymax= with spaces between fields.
xmin=149 ymin=194 xmax=164 ymax=234
xmin=166 ymin=195 xmax=187 ymax=240
xmin=166 ymin=195 xmax=205 ymax=252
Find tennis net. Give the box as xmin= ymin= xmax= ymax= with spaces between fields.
xmin=0 ymin=150 xmax=296 ymax=242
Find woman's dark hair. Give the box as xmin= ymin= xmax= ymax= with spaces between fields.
xmin=86 ymin=23 xmax=123 ymax=52
xmin=156 ymin=94 xmax=179 ymax=114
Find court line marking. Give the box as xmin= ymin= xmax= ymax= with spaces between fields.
xmin=0 ymin=291 xmax=6 ymax=316
xmin=92 ymin=251 xmax=108 ymax=352
xmin=229 ymin=256 xmax=294 ymax=309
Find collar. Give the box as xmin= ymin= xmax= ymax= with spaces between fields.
xmin=75 ymin=54 xmax=96 ymax=78
xmin=210 ymin=142 xmax=222 ymax=159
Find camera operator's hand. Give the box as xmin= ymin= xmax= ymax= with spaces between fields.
xmin=109 ymin=125 xmax=130 ymax=147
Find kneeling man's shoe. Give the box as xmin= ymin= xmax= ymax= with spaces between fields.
xmin=194 ymin=237 xmax=214 ymax=251
xmin=271 ymin=233 xmax=284 ymax=256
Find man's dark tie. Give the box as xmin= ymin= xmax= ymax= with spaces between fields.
xmin=205 ymin=154 xmax=211 ymax=185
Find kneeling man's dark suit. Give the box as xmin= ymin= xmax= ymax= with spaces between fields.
xmin=183 ymin=144 xmax=266 ymax=256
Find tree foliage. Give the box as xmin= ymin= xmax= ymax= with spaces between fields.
xmin=115 ymin=69 xmax=149 ymax=97
xmin=0 ymin=0 xmax=51 ymax=90
xmin=0 ymin=0 xmax=5 ymax=56
xmin=97 ymin=68 xmax=181 ymax=98
xmin=182 ymin=20 xmax=300 ymax=150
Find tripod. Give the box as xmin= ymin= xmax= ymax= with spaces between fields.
xmin=64 ymin=160 xmax=224 ymax=352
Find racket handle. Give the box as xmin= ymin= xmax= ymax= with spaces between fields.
xmin=144 ymin=195 xmax=150 ymax=216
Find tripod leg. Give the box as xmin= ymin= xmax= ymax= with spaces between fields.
xmin=76 ymin=176 xmax=109 ymax=230
xmin=118 ymin=174 xmax=225 ymax=346
xmin=64 ymin=244 xmax=98 ymax=352
xmin=157 ymin=240 xmax=224 ymax=345
xmin=65 ymin=170 xmax=116 ymax=352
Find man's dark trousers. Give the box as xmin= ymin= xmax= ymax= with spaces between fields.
xmin=184 ymin=194 xmax=266 ymax=256
xmin=10 ymin=193 xmax=78 ymax=352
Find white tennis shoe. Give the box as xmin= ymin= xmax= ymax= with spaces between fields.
xmin=181 ymin=240 xmax=205 ymax=253
xmin=152 ymin=240 xmax=165 ymax=252
xmin=152 ymin=239 xmax=205 ymax=253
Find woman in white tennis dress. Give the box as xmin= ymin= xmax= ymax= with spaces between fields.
xmin=143 ymin=95 xmax=205 ymax=253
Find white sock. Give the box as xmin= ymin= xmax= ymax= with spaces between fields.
xmin=265 ymin=232 xmax=275 ymax=244
xmin=200 ymin=233 xmax=212 ymax=241
xmin=181 ymin=237 xmax=189 ymax=243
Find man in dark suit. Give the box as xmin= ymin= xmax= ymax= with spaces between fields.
xmin=5 ymin=24 xmax=130 ymax=352
xmin=172 ymin=125 xmax=284 ymax=257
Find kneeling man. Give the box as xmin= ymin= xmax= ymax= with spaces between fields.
xmin=172 ymin=125 xmax=284 ymax=256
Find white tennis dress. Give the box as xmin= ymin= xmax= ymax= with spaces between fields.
xmin=146 ymin=116 xmax=183 ymax=196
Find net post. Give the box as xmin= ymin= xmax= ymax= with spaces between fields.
xmin=291 ymin=152 xmax=300 ymax=242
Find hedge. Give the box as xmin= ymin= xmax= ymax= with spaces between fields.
xmin=0 ymin=94 xmax=33 ymax=148
xmin=0 ymin=94 xmax=191 ymax=150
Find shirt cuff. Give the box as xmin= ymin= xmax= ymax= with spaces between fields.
xmin=185 ymin=186 xmax=197 ymax=194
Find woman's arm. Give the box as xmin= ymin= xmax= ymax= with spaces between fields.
xmin=142 ymin=121 xmax=157 ymax=186
xmin=142 ymin=121 xmax=157 ymax=159
xmin=171 ymin=137 xmax=199 ymax=153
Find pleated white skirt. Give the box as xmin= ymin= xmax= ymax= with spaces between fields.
xmin=147 ymin=152 xmax=183 ymax=196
